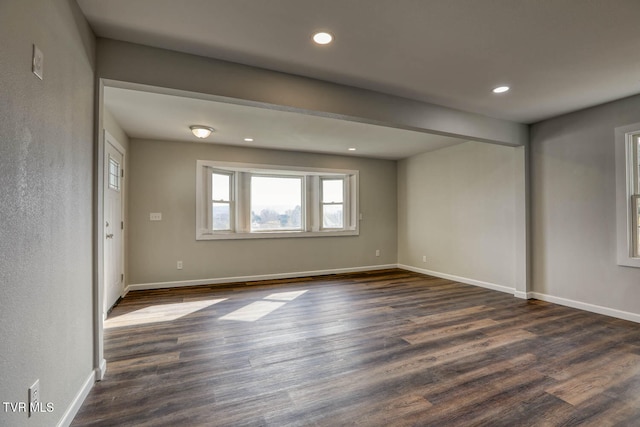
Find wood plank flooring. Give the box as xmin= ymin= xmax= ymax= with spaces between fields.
xmin=72 ymin=269 xmax=640 ymax=426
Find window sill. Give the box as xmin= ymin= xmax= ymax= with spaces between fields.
xmin=196 ymin=229 xmax=359 ymax=241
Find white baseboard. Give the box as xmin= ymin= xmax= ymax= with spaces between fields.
xmin=127 ymin=264 xmax=398 ymax=291
xmin=529 ymin=292 xmax=640 ymax=324
xmin=514 ymin=290 xmax=530 ymax=299
xmin=57 ymin=370 xmax=94 ymax=427
xmin=397 ymin=264 xmax=515 ymax=295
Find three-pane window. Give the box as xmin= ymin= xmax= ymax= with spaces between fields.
xmin=196 ymin=161 xmax=358 ymax=240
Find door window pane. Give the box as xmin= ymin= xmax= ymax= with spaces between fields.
xmin=108 ymin=156 xmax=120 ymax=191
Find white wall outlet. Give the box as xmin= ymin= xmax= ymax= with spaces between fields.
xmin=422 ymin=255 xmax=427 ymax=262
xmin=28 ymin=379 xmax=39 ymax=417
xmin=375 ymin=249 xmax=380 ymax=257
xmin=177 ymin=260 xmax=183 ymax=270
xmin=32 ymin=45 xmax=43 ymax=80
xmin=150 ymin=212 xmax=162 ymax=221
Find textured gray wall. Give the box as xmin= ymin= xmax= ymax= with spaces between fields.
xmin=531 ymin=93 xmax=640 ymax=315
xmin=0 ymin=0 xmax=96 ymax=426
xmin=127 ymin=139 xmax=397 ymax=285
xmin=398 ymin=141 xmax=518 ymax=288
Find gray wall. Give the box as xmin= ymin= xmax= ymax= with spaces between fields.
xmin=128 ymin=139 xmax=397 ymax=285
xmin=0 ymin=0 xmax=95 ymax=426
xmin=397 ymin=141 xmax=518 ymax=289
xmin=531 ymin=93 xmax=640 ymax=315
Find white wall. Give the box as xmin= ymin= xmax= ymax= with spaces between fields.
xmin=531 ymin=93 xmax=640 ymax=319
xmin=398 ymin=141 xmax=518 ymax=291
xmin=127 ymin=139 xmax=397 ymax=286
xmin=0 ymin=0 xmax=96 ymax=425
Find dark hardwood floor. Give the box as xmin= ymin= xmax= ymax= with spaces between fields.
xmin=72 ymin=269 xmax=640 ymax=426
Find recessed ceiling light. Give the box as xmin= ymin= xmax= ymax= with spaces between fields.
xmin=348 ymin=147 xmax=356 ymax=151
xmin=244 ymin=137 xmax=254 ymax=142
xmin=492 ymin=86 xmax=510 ymax=94
xmin=313 ymin=32 xmax=333 ymax=45
xmin=190 ymin=125 xmax=215 ymax=139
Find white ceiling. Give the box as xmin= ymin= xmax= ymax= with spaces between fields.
xmin=104 ymin=87 xmax=466 ymax=159
xmin=82 ymin=0 xmax=640 ymax=157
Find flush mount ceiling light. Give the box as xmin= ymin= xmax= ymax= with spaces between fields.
xmin=492 ymin=86 xmax=510 ymax=94
xmin=313 ymin=32 xmax=333 ymax=45
xmin=190 ymin=125 xmax=215 ymax=139
xmin=348 ymin=147 xmax=356 ymax=151
xmin=244 ymin=137 xmax=254 ymax=142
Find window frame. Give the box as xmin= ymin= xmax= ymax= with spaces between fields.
xmin=196 ymin=160 xmax=359 ymax=240
xmin=320 ymin=177 xmax=346 ymax=230
xmin=615 ymin=124 xmax=640 ymax=267
xmin=209 ymin=169 xmax=234 ymax=232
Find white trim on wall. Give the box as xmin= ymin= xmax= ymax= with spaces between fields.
xmin=528 ymin=291 xmax=640 ymax=324
xmin=56 ymin=371 xmax=94 ymax=427
xmin=126 ymin=264 xmax=398 ymax=291
xmin=397 ymin=264 xmax=515 ymax=295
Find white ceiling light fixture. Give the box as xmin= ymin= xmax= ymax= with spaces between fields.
xmin=348 ymin=147 xmax=356 ymax=151
xmin=190 ymin=125 xmax=215 ymax=139
xmin=313 ymin=32 xmax=333 ymax=45
xmin=492 ymin=86 xmax=510 ymax=94
xmin=244 ymin=137 xmax=254 ymax=142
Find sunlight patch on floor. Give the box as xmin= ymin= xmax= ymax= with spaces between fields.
xmin=220 ymin=289 xmax=308 ymax=322
xmin=265 ymin=289 xmax=308 ymax=301
xmin=106 ymin=299 xmax=227 ymax=328
xmin=220 ymin=301 xmax=286 ymax=322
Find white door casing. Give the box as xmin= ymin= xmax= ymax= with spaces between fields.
xmin=104 ymin=131 xmax=125 ymax=316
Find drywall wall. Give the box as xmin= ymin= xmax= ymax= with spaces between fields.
xmin=127 ymin=139 xmax=397 ymax=285
xmin=96 ymin=38 xmax=527 ymax=147
xmin=531 ymin=93 xmax=640 ymax=317
xmin=398 ymin=141 xmax=518 ymax=289
xmin=0 ymin=0 xmax=96 ymax=426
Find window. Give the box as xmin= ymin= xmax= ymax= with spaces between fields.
xmin=196 ymin=161 xmax=358 ymax=240
xmin=251 ymin=175 xmax=303 ymax=232
xmin=211 ymin=171 xmax=233 ymax=231
xmin=108 ymin=156 xmax=120 ymax=191
xmin=615 ymin=124 xmax=640 ymax=267
xmin=632 ymin=133 xmax=640 ymax=257
xmin=321 ymin=178 xmax=344 ymax=229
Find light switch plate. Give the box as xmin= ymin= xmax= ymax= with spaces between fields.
xmin=32 ymin=44 xmax=43 ymax=80
xmin=150 ymin=212 xmax=162 ymax=221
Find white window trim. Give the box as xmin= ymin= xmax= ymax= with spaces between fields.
xmin=615 ymin=123 xmax=640 ymax=267
xmin=196 ymin=160 xmax=359 ymax=240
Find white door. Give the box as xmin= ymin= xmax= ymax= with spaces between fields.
xmin=104 ymin=133 xmax=125 ymax=316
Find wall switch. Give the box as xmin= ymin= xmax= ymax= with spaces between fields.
xmin=359 ymin=213 xmax=363 ymax=220
xmin=422 ymin=255 xmax=427 ymax=262
xmin=28 ymin=379 xmax=39 ymax=417
xmin=150 ymin=212 xmax=162 ymax=221
xmin=375 ymin=249 xmax=380 ymax=257
xmin=32 ymin=45 xmax=43 ymax=80
xmin=177 ymin=260 xmax=183 ymax=270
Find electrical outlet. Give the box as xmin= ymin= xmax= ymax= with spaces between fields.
xmin=422 ymin=255 xmax=427 ymax=262
xmin=28 ymin=379 xmax=39 ymax=418
xmin=177 ymin=260 xmax=183 ymax=270
xmin=375 ymin=249 xmax=380 ymax=257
